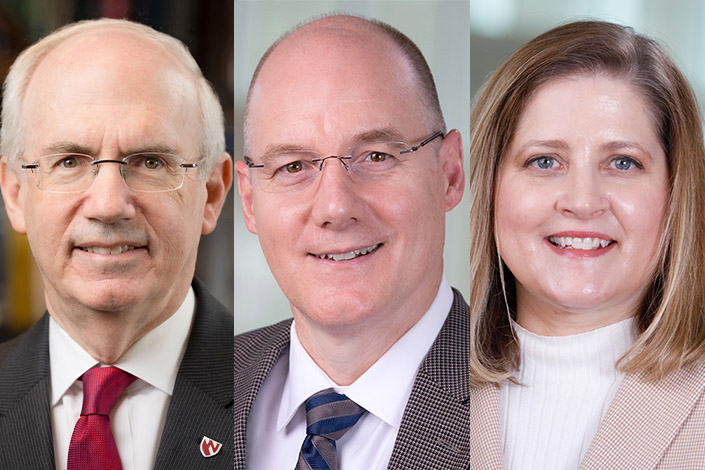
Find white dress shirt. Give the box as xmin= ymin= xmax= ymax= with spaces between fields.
xmin=501 ymin=317 xmax=637 ymax=470
xmin=50 ymin=287 xmax=195 ymax=470
xmin=247 ymin=277 xmax=453 ymax=470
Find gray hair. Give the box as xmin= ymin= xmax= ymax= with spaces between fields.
xmin=1 ymin=18 xmax=225 ymax=179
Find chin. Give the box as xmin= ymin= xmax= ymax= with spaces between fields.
xmin=300 ymin=296 xmax=378 ymax=327
xmin=75 ymin=288 xmax=142 ymax=314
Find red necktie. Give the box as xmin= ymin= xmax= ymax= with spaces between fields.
xmin=67 ymin=366 xmax=136 ymax=470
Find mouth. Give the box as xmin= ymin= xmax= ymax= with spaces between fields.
xmin=313 ymin=243 xmax=381 ymax=262
xmin=548 ymin=236 xmax=614 ymax=251
xmin=78 ymin=245 xmax=139 ymax=255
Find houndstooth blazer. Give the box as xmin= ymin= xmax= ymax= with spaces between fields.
xmin=234 ymin=288 xmax=470 ymax=470
xmin=470 ymin=360 xmax=705 ymax=469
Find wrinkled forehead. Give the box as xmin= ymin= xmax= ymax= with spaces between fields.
xmin=248 ymin=24 xmax=427 ymax=154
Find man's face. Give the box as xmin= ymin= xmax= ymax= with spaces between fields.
xmin=1 ymin=31 xmax=225 ymax=326
xmin=237 ymin=25 xmax=464 ymax=332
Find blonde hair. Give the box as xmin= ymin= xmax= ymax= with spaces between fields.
xmin=470 ymin=20 xmax=705 ymax=385
xmin=0 ymin=18 xmax=225 ymax=179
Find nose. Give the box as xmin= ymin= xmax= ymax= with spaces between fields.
xmin=309 ymin=157 xmax=364 ymax=229
xmin=555 ymin=168 xmax=609 ymax=219
xmin=80 ymin=162 xmax=136 ymax=223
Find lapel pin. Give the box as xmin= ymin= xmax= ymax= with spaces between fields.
xmin=200 ymin=436 xmax=223 ymax=458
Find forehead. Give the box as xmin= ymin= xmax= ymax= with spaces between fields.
xmin=248 ymin=23 xmax=428 ymax=153
xmin=22 ymin=30 xmax=200 ymax=154
xmin=510 ymin=75 xmax=660 ymax=146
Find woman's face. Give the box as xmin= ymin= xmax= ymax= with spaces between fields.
xmin=495 ymin=75 xmax=669 ymax=335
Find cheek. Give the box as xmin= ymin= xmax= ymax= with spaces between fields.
xmin=252 ymin=194 xmax=303 ymax=255
xmin=495 ymin=179 xmax=539 ymax=244
xmin=612 ymin=184 xmax=667 ymax=252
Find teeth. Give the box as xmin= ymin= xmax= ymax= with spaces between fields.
xmin=82 ymin=245 xmax=136 ymax=255
xmin=316 ymin=244 xmax=380 ymax=261
xmin=548 ymin=236 xmax=612 ymax=251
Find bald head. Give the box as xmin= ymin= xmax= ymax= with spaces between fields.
xmin=244 ymin=14 xmax=444 ymax=155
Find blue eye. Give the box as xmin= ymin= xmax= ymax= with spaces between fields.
xmin=529 ymin=156 xmax=556 ymax=169
xmin=612 ymin=156 xmax=642 ymax=171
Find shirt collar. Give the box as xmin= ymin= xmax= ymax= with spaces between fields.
xmin=278 ymin=277 xmax=453 ymax=431
xmin=49 ymin=286 xmax=195 ymax=406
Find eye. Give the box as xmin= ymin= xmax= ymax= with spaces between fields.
xmin=528 ymin=155 xmax=557 ymax=169
xmin=367 ymin=151 xmax=391 ymax=163
xmin=143 ymin=156 xmax=162 ymax=169
xmin=283 ymin=161 xmax=304 ymax=173
xmin=611 ymin=156 xmax=643 ymax=171
xmin=59 ymin=156 xmax=79 ymax=169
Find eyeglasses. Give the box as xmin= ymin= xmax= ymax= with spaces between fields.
xmin=244 ymin=131 xmax=444 ymax=193
xmin=21 ymin=153 xmax=199 ymax=193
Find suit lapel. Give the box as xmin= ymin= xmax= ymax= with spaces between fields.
xmin=470 ymin=382 xmax=504 ymax=470
xmin=0 ymin=314 xmax=56 ymax=469
xmin=233 ymin=319 xmax=291 ymax=470
xmin=154 ymin=279 xmax=234 ymax=470
xmin=387 ymin=289 xmax=470 ymax=470
xmin=581 ymin=361 xmax=705 ymax=469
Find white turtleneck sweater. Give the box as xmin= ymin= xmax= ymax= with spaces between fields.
xmin=501 ymin=318 xmax=638 ymax=470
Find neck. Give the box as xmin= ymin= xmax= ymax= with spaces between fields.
xmin=292 ymin=278 xmax=442 ymax=385
xmin=46 ymin=292 xmax=184 ymax=364
xmin=515 ymin=291 xmax=640 ymax=336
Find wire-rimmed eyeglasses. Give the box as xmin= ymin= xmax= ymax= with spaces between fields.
xmin=244 ymin=131 xmax=444 ymax=193
xmin=20 ymin=153 xmax=199 ymax=193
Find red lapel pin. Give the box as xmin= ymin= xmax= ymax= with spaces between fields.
xmin=200 ymin=436 xmax=223 ymax=458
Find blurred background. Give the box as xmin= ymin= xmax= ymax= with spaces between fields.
xmin=0 ymin=0 xmax=234 ymax=342
xmin=233 ymin=0 xmax=470 ymax=334
xmin=471 ymin=0 xmax=705 ymax=109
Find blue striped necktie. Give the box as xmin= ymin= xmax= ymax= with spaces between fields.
xmin=295 ymin=388 xmax=367 ymax=470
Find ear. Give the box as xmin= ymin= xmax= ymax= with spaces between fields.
xmin=439 ymin=129 xmax=465 ymax=211
xmin=201 ymin=152 xmax=233 ymax=235
xmin=235 ymin=159 xmax=258 ymax=234
xmin=0 ymin=156 xmax=27 ymax=234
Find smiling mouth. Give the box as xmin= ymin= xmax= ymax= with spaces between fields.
xmin=548 ymin=236 xmax=613 ymax=250
xmin=79 ymin=245 xmax=138 ymax=255
xmin=314 ymin=243 xmax=381 ymax=261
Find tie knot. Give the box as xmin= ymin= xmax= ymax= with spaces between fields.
xmin=304 ymin=388 xmax=366 ymax=441
xmin=81 ymin=366 xmax=136 ymax=416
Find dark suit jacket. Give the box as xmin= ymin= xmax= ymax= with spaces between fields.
xmin=234 ymin=288 xmax=470 ymax=470
xmin=0 ymin=278 xmax=233 ymax=470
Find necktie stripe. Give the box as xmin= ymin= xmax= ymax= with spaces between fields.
xmin=313 ymin=435 xmax=337 ymax=468
xmin=307 ymin=400 xmax=365 ymax=427
xmin=308 ymin=413 xmax=366 ymax=439
xmin=306 ymin=391 xmax=350 ymax=410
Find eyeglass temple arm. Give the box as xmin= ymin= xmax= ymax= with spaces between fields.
xmin=244 ymin=156 xmax=264 ymax=168
xmin=399 ymin=131 xmax=445 ymax=154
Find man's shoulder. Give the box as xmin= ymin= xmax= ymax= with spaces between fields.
xmin=0 ymin=334 xmax=22 ymax=369
xmin=0 ymin=315 xmax=49 ymax=371
xmin=191 ymin=277 xmax=233 ymax=330
xmin=234 ymin=319 xmax=291 ymax=365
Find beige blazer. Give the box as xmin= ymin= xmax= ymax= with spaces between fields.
xmin=470 ymin=361 xmax=705 ymax=469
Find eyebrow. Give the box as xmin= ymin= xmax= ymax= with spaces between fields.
xmin=42 ymin=142 xmax=181 ymax=157
xmin=516 ymin=139 xmax=570 ymax=153
xmin=259 ymin=127 xmax=408 ymax=159
xmin=517 ymin=139 xmax=655 ymax=158
xmin=600 ymin=140 xmax=653 ymax=157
